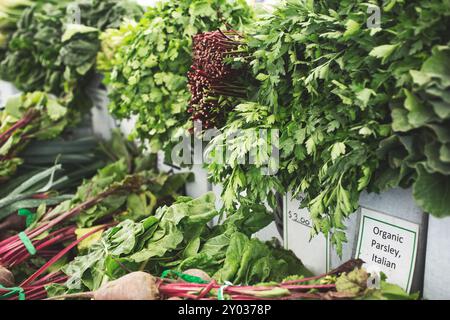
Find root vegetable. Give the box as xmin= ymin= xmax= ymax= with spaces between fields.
xmin=47 ymin=272 xmax=160 ymax=300
xmin=0 ymin=266 xmax=14 ymax=287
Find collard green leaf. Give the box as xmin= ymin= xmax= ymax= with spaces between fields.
xmin=413 ymin=164 xmax=450 ymax=217
xmin=213 ymin=232 xmax=249 ymax=283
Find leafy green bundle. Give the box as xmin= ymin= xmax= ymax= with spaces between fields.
xmin=0 ymin=0 xmax=63 ymax=54
xmin=106 ymin=0 xmax=253 ymax=152
xmin=74 ymin=0 xmax=143 ymax=31
xmin=0 ymin=92 xmax=68 ymax=182
xmin=206 ymin=0 xmax=450 ymax=254
xmin=0 ymin=158 xmax=191 ymax=276
xmin=0 ymin=136 xmax=117 ymax=238
xmin=46 ymin=264 xmax=417 ymax=300
xmin=96 ymin=19 xmax=138 ymax=74
xmin=47 ymin=192 xmax=309 ymax=296
xmin=40 ymin=158 xmax=191 ymax=229
xmin=0 ymin=0 xmax=143 ymax=101
xmin=376 ymin=44 xmax=450 ymax=217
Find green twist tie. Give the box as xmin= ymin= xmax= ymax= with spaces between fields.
xmin=217 ymin=281 xmax=232 ymax=300
xmin=18 ymin=232 xmax=36 ymax=256
xmin=161 ymin=270 xmax=209 ymax=284
xmin=0 ymin=285 xmax=25 ymax=300
xmin=18 ymin=208 xmax=36 ymax=227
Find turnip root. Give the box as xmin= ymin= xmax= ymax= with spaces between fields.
xmin=179 ymin=269 xmax=211 ymax=282
xmin=0 ymin=266 xmax=15 ymax=287
xmin=47 ymin=272 xmax=160 ymax=300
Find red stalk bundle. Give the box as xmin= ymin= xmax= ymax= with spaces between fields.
xmin=188 ymin=30 xmax=247 ymax=130
xmin=40 ymin=260 xmax=365 ymax=301
xmin=0 ymin=224 xmax=112 ymax=300
xmin=158 ymin=280 xmax=335 ymax=300
xmin=0 ymin=226 xmax=76 ymax=268
xmin=158 ymin=259 xmax=365 ymax=300
xmin=0 ymin=272 xmax=68 ymax=300
xmin=0 ymin=179 xmax=135 ymax=269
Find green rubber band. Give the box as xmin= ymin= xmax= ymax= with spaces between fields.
xmin=217 ymin=281 xmax=232 ymax=300
xmin=18 ymin=232 xmax=36 ymax=256
xmin=18 ymin=208 xmax=36 ymax=227
xmin=0 ymin=285 xmax=25 ymax=300
xmin=161 ymin=270 xmax=209 ymax=284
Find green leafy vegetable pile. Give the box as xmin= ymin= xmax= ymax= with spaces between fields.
xmin=0 ymin=0 xmax=143 ymax=101
xmin=48 ymin=192 xmax=309 ymax=296
xmin=105 ymin=0 xmax=253 ymax=152
xmin=377 ymin=43 xmax=450 ymax=217
xmin=0 ymin=0 xmax=63 ymax=55
xmin=0 ymin=156 xmax=191 ymax=280
xmin=0 ymin=145 xmax=105 ymax=237
xmin=0 ymin=120 xmax=141 ymax=239
xmin=40 ymin=157 xmax=191 ymax=229
xmin=206 ymin=0 xmax=450 ymax=254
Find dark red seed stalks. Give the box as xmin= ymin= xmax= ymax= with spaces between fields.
xmin=188 ymin=30 xmax=247 ymax=131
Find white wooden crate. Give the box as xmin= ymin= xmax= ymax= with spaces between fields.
xmin=284 ymin=192 xmax=329 ymax=274
xmin=283 ymin=191 xmax=356 ymax=275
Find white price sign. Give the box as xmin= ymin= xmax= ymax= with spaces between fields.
xmin=356 ymin=208 xmax=419 ymax=292
xmin=284 ymin=193 xmax=329 ymax=275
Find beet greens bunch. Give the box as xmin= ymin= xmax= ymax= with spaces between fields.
xmin=0 ymin=92 xmax=69 ymax=183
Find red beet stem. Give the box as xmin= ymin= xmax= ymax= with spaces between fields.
xmin=0 ymin=187 xmax=121 ymax=262
xmin=21 ymin=223 xmax=114 ymax=287
xmin=0 ymin=112 xmax=36 ymax=145
xmin=0 ymin=226 xmax=76 ymax=267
